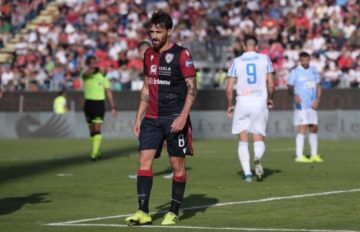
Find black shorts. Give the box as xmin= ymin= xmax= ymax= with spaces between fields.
xmin=84 ymin=100 xmax=105 ymax=124
xmin=139 ymin=117 xmax=194 ymax=157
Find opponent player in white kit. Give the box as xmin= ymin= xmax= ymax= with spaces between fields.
xmin=287 ymin=52 xmax=323 ymax=163
xmin=225 ymin=36 xmax=274 ymax=182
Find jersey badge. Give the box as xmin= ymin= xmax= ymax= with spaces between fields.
xmin=165 ymin=53 xmax=174 ymax=63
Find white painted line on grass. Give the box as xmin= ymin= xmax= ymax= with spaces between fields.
xmin=47 ymin=188 xmax=360 ymax=225
xmin=45 ymin=222 xmax=359 ymax=232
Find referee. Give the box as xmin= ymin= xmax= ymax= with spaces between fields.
xmin=82 ymin=56 xmax=117 ymax=161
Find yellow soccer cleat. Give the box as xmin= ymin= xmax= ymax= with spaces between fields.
xmin=125 ymin=210 xmax=152 ymax=226
xmin=161 ymin=212 xmax=179 ymax=225
xmin=310 ymin=155 xmax=324 ymax=163
xmin=295 ymin=155 xmax=312 ymax=163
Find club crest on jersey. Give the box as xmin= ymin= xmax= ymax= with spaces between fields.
xmin=150 ymin=64 xmax=157 ymax=75
xmin=165 ymin=53 xmax=174 ymax=63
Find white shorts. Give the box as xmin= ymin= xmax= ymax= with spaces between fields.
xmin=232 ymin=101 xmax=268 ymax=136
xmin=294 ymin=108 xmax=318 ymax=126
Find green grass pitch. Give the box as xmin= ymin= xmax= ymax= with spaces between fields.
xmin=0 ymin=138 xmax=359 ymax=232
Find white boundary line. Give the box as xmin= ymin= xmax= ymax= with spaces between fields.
xmin=45 ymin=223 xmax=359 ymax=232
xmin=47 ymin=188 xmax=360 ymax=227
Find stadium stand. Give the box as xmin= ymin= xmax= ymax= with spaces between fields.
xmin=0 ymin=0 xmax=359 ymax=92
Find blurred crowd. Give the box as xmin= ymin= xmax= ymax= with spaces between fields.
xmin=0 ymin=0 xmax=360 ymax=92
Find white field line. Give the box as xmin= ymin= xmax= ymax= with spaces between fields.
xmin=46 ymin=188 xmax=360 ymax=226
xmin=45 ymin=223 xmax=359 ymax=232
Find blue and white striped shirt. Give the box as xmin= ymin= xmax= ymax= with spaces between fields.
xmin=227 ymin=51 xmax=273 ymax=102
xmin=287 ymin=65 xmax=320 ymax=109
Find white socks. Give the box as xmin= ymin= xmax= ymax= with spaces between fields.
xmin=296 ymin=133 xmax=318 ymax=157
xmin=309 ymin=133 xmax=318 ymax=156
xmin=238 ymin=142 xmax=251 ymax=176
xmin=296 ymin=134 xmax=305 ymax=157
xmin=254 ymin=141 xmax=265 ymax=161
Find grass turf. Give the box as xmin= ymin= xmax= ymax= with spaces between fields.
xmin=0 ymin=138 xmax=359 ymax=232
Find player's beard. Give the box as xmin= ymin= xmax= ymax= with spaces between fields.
xmin=152 ymin=36 xmax=167 ymax=51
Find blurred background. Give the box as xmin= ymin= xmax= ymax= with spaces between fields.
xmin=0 ymin=0 xmax=359 ymax=138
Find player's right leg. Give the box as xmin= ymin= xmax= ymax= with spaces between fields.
xmin=238 ymin=132 xmax=252 ymax=182
xmin=125 ymin=150 xmax=156 ymax=226
xmin=294 ymin=125 xmax=312 ymax=162
xmin=232 ymin=104 xmax=252 ymax=181
xmin=126 ymin=118 xmax=163 ymax=226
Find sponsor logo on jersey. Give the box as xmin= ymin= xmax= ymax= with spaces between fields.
xmin=148 ymin=77 xmax=171 ymax=85
xmin=159 ymin=66 xmax=172 ymax=76
xmin=185 ymin=50 xmax=190 ymax=56
xmin=165 ymin=53 xmax=174 ymax=63
xmin=185 ymin=59 xmax=193 ymax=67
xmin=150 ymin=64 xmax=157 ymax=75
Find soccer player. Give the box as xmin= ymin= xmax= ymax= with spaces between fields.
xmin=125 ymin=12 xmax=197 ymax=226
xmin=287 ymin=52 xmax=323 ymax=163
xmin=225 ymin=35 xmax=274 ymax=182
xmin=82 ymin=56 xmax=117 ymax=161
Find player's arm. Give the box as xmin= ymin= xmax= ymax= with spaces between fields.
xmin=133 ymin=77 xmax=149 ymax=137
xmin=287 ymin=70 xmax=301 ymax=104
xmin=105 ymin=87 xmax=117 ymax=118
xmin=225 ymin=76 xmax=236 ymax=118
xmin=266 ymin=72 xmax=275 ymax=109
xmin=171 ymin=76 xmax=197 ymax=133
xmin=312 ymin=83 xmax=322 ymax=109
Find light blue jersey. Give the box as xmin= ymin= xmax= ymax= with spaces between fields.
xmin=287 ymin=66 xmax=320 ymax=109
xmin=227 ymin=51 xmax=273 ymax=102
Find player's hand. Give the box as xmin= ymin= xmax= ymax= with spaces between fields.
xmin=312 ymin=99 xmax=320 ymax=109
xmin=111 ymin=108 xmax=117 ymax=118
xmin=294 ymin=95 xmax=301 ymax=104
xmin=171 ymin=114 xmax=187 ymax=133
xmin=227 ymin=106 xmax=235 ymax=118
xmin=267 ymin=99 xmax=274 ymax=109
xmin=133 ymin=120 xmax=141 ymax=138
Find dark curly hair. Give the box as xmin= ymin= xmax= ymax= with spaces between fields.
xmin=149 ymin=11 xmax=173 ymax=30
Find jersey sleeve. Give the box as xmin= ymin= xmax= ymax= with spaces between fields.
xmin=179 ymin=49 xmax=196 ymax=78
xmin=227 ymin=62 xmax=237 ymax=78
xmin=143 ymin=48 xmax=150 ymax=76
xmin=313 ymin=67 xmax=320 ymax=83
xmin=265 ymin=55 xmax=273 ymax=73
xmin=103 ymin=76 xmax=110 ymax=89
xmin=287 ymin=69 xmax=296 ymax=86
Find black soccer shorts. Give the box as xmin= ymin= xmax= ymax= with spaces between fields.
xmin=139 ymin=117 xmax=194 ymax=157
xmin=84 ymin=100 xmax=105 ymax=124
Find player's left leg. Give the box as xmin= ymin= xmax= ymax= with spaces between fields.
xmin=161 ymin=156 xmax=186 ymax=225
xmin=253 ymin=134 xmax=265 ymax=180
xmin=90 ymin=120 xmax=103 ymax=160
xmin=161 ymin=118 xmax=192 ymax=225
xmin=308 ymin=124 xmax=323 ymax=162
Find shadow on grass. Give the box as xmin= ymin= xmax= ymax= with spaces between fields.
xmin=153 ymin=167 xmax=192 ymax=177
xmin=0 ymin=193 xmax=50 ymax=215
xmin=152 ymin=193 xmax=219 ymax=221
xmin=0 ymin=145 xmax=137 ymax=185
xmin=237 ymin=168 xmax=282 ymax=181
